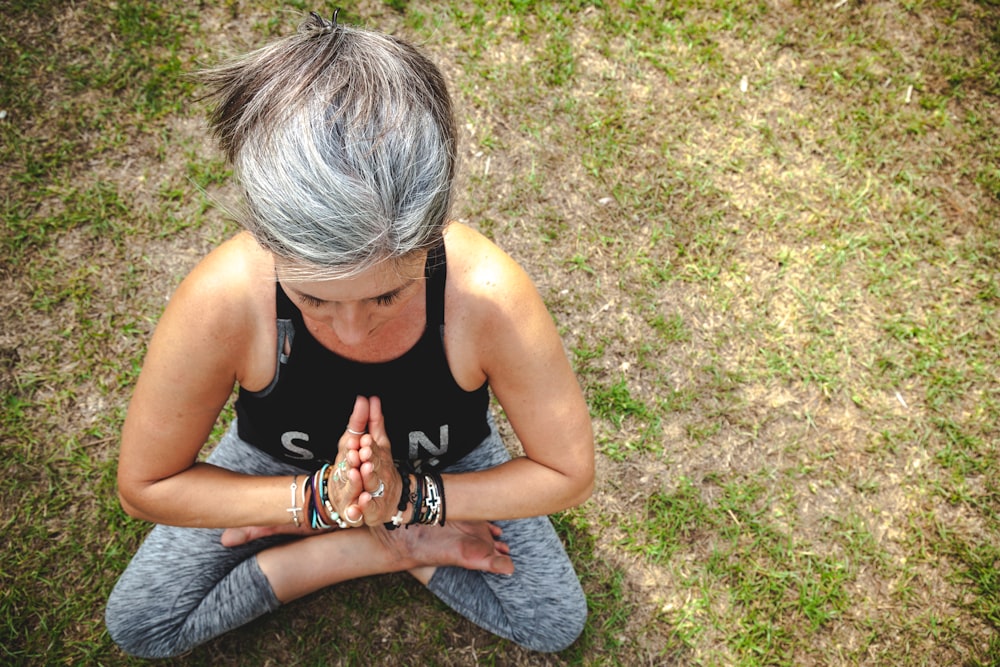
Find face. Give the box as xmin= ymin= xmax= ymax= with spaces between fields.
xmin=276 ymin=252 xmax=427 ymax=346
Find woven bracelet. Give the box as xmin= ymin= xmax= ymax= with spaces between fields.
xmin=384 ymin=464 xmax=410 ymax=530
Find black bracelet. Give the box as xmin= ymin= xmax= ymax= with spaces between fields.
xmin=407 ymin=473 xmax=423 ymax=528
xmin=384 ymin=464 xmax=410 ymax=530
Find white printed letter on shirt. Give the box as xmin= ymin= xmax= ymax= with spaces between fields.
xmin=281 ymin=431 xmax=314 ymax=460
xmin=409 ymin=425 xmax=448 ymax=468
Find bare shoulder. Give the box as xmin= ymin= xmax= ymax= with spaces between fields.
xmin=442 ymin=223 xmax=592 ymax=476
xmin=151 ymin=232 xmax=275 ymax=387
xmin=443 ymin=222 xmax=535 ymax=310
xmin=442 ymin=222 xmax=554 ymax=382
xmin=178 ymin=232 xmax=270 ymax=300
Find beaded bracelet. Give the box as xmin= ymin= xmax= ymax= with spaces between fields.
xmin=305 ymin=469 xmax=330 ymax=529
xmin=319 ymin=464 xmax=348 ymax=529
xmin=381 ymin=463 xmax=449 ymax=530
xmin=384 ymin=468 xmax=411 ymax=530
xmin=305 ymin=465 xmax=347 ymax=530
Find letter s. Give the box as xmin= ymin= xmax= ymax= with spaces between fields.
xmin=281 ymin=431 xmax=314 ymax=461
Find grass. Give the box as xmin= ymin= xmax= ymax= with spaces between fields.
xmin=2 ymin=0 xmax=1000 ymax=664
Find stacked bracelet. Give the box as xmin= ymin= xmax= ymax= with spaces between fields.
xmin=413 ymin=471 xmax=445 ymax=527
xmin=384 ymin=463 xmax=447 ymax=530
xmin=305 ymin=464 xmax=347 ymax=530
xmin=425 ymin=471 xmax=445 ymax=526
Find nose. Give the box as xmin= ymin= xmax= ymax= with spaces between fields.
xmin=329 ymin=304 xmax=370 ymax=345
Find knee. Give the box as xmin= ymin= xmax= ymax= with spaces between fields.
xmin=515 ymin=587 xmax=588 ymax=653
xmin=105 ymin=587 xmax=185 ymax=659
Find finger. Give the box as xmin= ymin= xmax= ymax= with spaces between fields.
xmin=367 ymin=395 xmax=387 ymax=442
xmin=358 ymin=436 xmax=375 ymax=464
xmin=360 ymin=459 xmax=381 ymax=495
xmin=344 ymin=448 xmax=362 ymax=470
xmin=490 ymin=554 xmax=515 ymax=575
xmin=356 ymin=465 xmax=385 ymax=524
xmin=343 ymin=395 xmax=370 ymax=445
xmin=341 ymin=496 xmax=368 ymax=527
xmin=346 ymin=465 xmax=364 ymax=495
xmin=332 ymin=467 xmax=366 ymax=528
xmin=330 ymin=463 xmax=360 ymax=503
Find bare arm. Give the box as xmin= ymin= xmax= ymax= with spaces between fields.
xmin=445 ymin=228 xmax=594 ymax=520
xmin=357 ymin=225 xmax=594 ymax=524
xmin=116 ymin=235 xmax=362 ymax=528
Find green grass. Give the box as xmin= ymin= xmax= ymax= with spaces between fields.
xmin=2 ymin=0 xmax=1000 ymax=664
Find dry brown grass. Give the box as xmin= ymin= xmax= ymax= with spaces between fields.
xmin=2 ymin=0 xmax=999 ymax=665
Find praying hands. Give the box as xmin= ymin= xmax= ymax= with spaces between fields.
xmin=332 ymin=395 xmax=448 ymax=531
xmin=219 ymin=395 xmax=410 ymax=546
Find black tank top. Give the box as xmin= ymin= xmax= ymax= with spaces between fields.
xmin=235 ymin=244 xmax=491 ymax=473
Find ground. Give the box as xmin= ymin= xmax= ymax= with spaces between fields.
xmin=1 ymin=1 xmax=999 ymax=665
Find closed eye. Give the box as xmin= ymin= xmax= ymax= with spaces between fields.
xmin=286 ymin=280 xmax=415 ymax=308
xmin=298 ymin=293 xmax=326 ymax=308
xmin=374 ymin=290 xmax=402 ymax=307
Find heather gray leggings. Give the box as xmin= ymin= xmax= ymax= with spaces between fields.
xmin=105 ymin=419 xmax=587 ymax=658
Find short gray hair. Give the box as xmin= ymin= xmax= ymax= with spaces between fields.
xmin=199 ymin=12 xmax=457 ymax=278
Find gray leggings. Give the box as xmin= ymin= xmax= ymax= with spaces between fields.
xmin=105 ymin=420 xmax=587 ymax=658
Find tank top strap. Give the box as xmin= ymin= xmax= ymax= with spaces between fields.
xmin=425 ymin=241 xmax=447 ymax=327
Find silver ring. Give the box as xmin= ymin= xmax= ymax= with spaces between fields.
xmin=344 ymin=509 xmax=363 ymax=526
xmin=370 ymin=480 xmax=385 ymax=498
xmin=347 ymin=427 xmax=365 ymax=435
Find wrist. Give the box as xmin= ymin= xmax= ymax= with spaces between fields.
xmin=404 ymin=475 xmax=418 ymax=524
xmin=306 ymin=464 xmax=347 ymax=530
xmin=384 ymin=466 xmax=446 ymax=529
xmin=384 ymin=472 xmax=413 ymax=529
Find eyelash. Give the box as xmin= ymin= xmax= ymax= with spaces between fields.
xmin=300 ymin=294 xmax=325 ymax=308
xmin=374 ymin=291 xmax=401 ymax=307
xmin=299 ymin=291 xmax=402 ymax=307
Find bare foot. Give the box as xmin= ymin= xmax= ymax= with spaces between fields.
xmin=385 ymin=521 xmax=515 ymax=575
xmin=221 ymin=524 xmax=325 ymax=547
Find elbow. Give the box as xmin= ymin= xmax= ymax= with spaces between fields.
xmin=117 ymin=488 xmax=145 ymax=520
xmin=563 ymin=467 xmax=594 ymax=510
xmin=116 ymin=474 xmax=156 ymax=521
xmin=576 ymin=474 xmax=595 ymax=507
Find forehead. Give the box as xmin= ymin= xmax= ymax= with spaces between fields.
xmin=276 ymin=253 xmax=426 ymax=301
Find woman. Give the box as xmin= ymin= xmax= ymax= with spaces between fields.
xmin=105 ymin=12 xmax=594 ymax=659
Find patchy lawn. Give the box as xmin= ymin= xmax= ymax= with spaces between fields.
xmin=2 ymin=1 xmax=999 ymax=664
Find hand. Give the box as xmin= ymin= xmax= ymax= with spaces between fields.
xmin=326 ymin=395 xmax=371 ymax=527
xmin=223 ymin=396 xmax=376 ymax=544
xmin=350 ymin=396 xmax=402 ymax=527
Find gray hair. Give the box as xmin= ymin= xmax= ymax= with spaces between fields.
xmin=199 ymin=12 xmax=456 ymax=278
